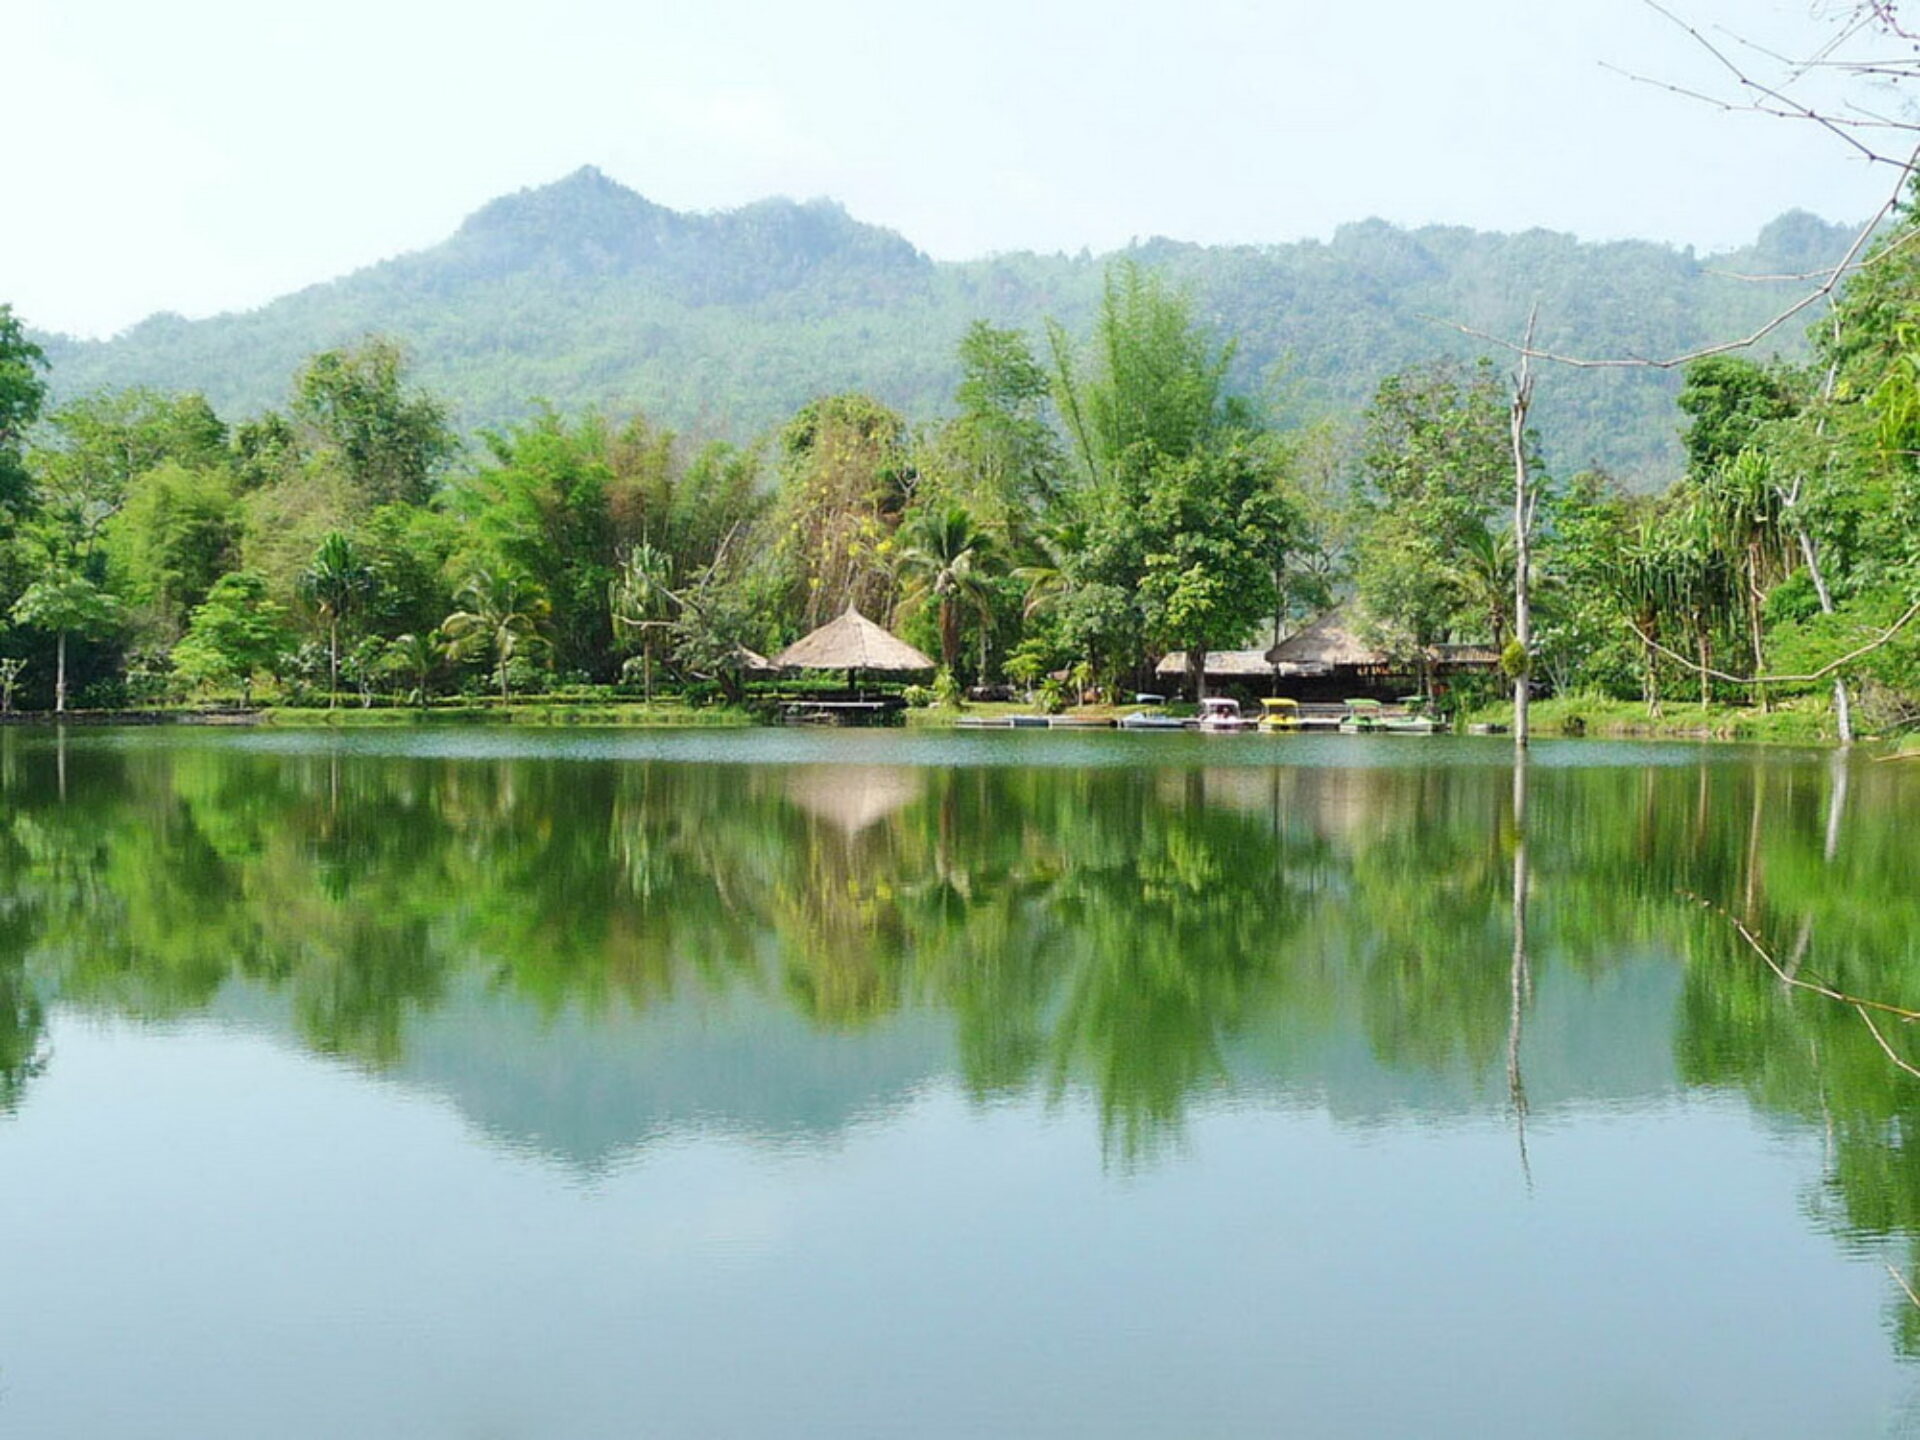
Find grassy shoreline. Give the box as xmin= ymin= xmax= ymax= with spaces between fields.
xmin=2 ymin=692 xmax=1901 ymax=749
xmin=1455 ymin=694 xmax=1841 ymax=744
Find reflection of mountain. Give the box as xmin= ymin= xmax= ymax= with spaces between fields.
xmin=197 ymin=965 xmax=952 ymax=1174
xmin=189 ymin=948 xmax=1684 ymax=1176
xmin=392 ymin=977 xmax=951 ymax=1171
xmin=1224 ymin=951 xmax=1684 ymax=1124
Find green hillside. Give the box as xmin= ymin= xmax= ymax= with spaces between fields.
xmin=32 ymin=166 xmax=1855 ymax=488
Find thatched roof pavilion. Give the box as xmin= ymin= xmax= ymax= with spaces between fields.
xmin=1154 ymin=648 xmax=1277 ymax=680
xmin=772 ymin=605 xmax=934 ymax=675
xmin=1265 ymin=605 xmax=1390 ymax=674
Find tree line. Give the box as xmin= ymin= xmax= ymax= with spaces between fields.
xmin=1 ymin=209 xmax=1917 ymax=727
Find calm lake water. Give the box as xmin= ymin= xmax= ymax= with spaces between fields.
xmin=1 ymin=726 xmax=1917 ymax=1438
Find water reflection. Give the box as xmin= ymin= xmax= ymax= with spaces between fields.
xmin=1 ymin=732 xmax=1917 ymax=1328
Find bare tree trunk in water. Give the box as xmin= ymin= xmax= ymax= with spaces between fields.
xmin=1510 ymin=308 xmax=1537 ymax=750
xmin=1744 ymin=765 xmax=1766 ymax=921
xmin=1797 ymin=528 xmax=1854 ymax=744
xmin=1748 ymin=542 xmax=1770 ymax=714
xmin=1825 ymin=746 xmax=1850 ymax=864
xmin=1508 ymin=752 xmax=1532 ymax=1188
xmin=1795 ymin=317 xmax=1854 ymax=745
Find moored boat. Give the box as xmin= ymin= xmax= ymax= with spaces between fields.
xmin=1338 ymin=698 xmax=1385 ymax=734
xmin=1197 ymin=697 xmax=1258 ymax=732
xmin=1258 ymin=697 xmax=1301 ymax=733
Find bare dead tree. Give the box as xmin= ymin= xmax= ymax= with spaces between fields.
xmin=1441 ymin=6 xmax=1920 ymax=730
xmin=1509 ymin=307 xmax=1540 ymax=749
xmin=1455 ymin=4 xmax=1920 ymax=372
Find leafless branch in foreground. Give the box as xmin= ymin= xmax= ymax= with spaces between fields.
xmin=1889 ymin=1263 xmax=1920 ymax=1310
xmin=1624 ymin=595 xmax=1920 ymax=686
xmin=1685 ymin=892 xmax=1920 ymax=1021
xmin=1444 ymin=4 xmax=1920 ymax=371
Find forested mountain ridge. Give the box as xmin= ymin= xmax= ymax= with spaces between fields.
xmin=34 ymin=166 xmax=1855 ymax=487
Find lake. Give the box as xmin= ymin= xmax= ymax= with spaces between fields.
xmin=0 ymin=726 xmax=1916 ymax=1438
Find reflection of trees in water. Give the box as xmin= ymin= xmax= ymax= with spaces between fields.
xmin=2 ymin=741 xmax=1920 ymax=1286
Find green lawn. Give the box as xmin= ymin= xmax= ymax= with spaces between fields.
xmin=1460 ymin=692 xmax=1842 ymax=744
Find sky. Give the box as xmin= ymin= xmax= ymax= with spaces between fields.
xmin=2 ymin=0 xmax=1900 ymax=339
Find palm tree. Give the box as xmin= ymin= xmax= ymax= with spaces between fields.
xmin=297 ymin=532 xmax=373 ymax=708
xmin=896 ymin=506 xmax=998 ymax=677
xmin=609 ymin=541 xmax=679 ymax=702
xmin=1010 ymin=518 xmax=1084 ymax=621
xmin=443 ymin=570 xmax=550 ymax=708
xmin=383 ymin=629 xmax=448 ymax=709
xmin=1451 ymin=523 xmax=1517 ymax=650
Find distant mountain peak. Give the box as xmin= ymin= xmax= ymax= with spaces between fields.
xmin=434 ymin=166 xmax=927 ymax=292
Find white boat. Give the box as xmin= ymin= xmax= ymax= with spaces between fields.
xmin=1196 ymin=697 xmax=1257 ymax=732
xmin=1118 ymin=710 xmax=1187 ymax=731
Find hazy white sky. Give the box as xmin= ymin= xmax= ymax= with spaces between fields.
xmin=2 ymin=0 xmax=1897 ymax=338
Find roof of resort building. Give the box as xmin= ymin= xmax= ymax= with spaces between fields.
xmin=771 ymin=605 xmax=935 ymax=673
xmin=1153 ymin=648 xmax=1278 ymax=678
xmin=1426 ymin=642 xmax=1501 ymax=671
xmin=1265 ymin=605 xmax=1388 ymax=671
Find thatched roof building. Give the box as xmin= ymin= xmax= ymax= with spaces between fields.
xmin=1153 ymin=648 xmax=1277 ymax=680
xmin=1264 ymin=605 xmax=1392 ymax=675
xmin=771 ymin=606 xmax=935 ymax=674
xmin=1427 ymin=642 xmax=1501 ymax=674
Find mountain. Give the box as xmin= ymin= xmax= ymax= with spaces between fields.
xmin=31 ymin=166 xmax=1858 ymax=488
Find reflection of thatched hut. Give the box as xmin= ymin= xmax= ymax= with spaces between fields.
xmin=784 ymin=765 xmax=924 ymax=836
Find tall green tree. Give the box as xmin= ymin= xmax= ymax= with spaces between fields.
xmin=291 ymin=339 xmax=457 ymax=506
xmin=1353 ymin=360 xmax=1515 ymax=683
xmin=103 ymin=461 xmax=242 ymax=643
xmin=609 ymin=541 xmax=678 ymax=701
xmin=928 ymin=322 xmax=1061 ymax=533
xmin=10 ymin=572 xmax=118 ymax=713
xmin=297 ymin=532 xmax=374 ymax=707
xmin=171 ymin=571 xmax=292 ymax=705
xmin=773 ymin=394 xmax=912 ymax=628
xmin=0 ymin=304 xmax=48 ymax=523
xmin=895 ymin=506 xmax=999 ymax=677
xmin=1137 ymin=444 xmax=1294 ymax=696
xmin=443 ymin=569 xmax=550 ymax=707
xmin=1048 ymin=261 xmax=1234 ymax=489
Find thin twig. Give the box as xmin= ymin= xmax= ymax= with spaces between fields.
xmin=1625 ymin=595 xmax=1920 ymax=686
xmin=1686 ymin=892 xmax=1920 ymax=1020
xmin=1889 ymin=1263 xmax=1920 ymax=1310
xmin=1857 ymin=1006 xmax=1920 ymax=1079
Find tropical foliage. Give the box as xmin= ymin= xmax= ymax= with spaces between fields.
xmin=0 ymin=193 xmax=1917 ymax=731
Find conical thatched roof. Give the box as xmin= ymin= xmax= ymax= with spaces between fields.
xmin=772 ymin=606 xmax=935 ymax=673
xmin=1265 ymin=605 xmax=1386 ymax=670
xmin=1155 ymin=648 xmax=1277 ymax=678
